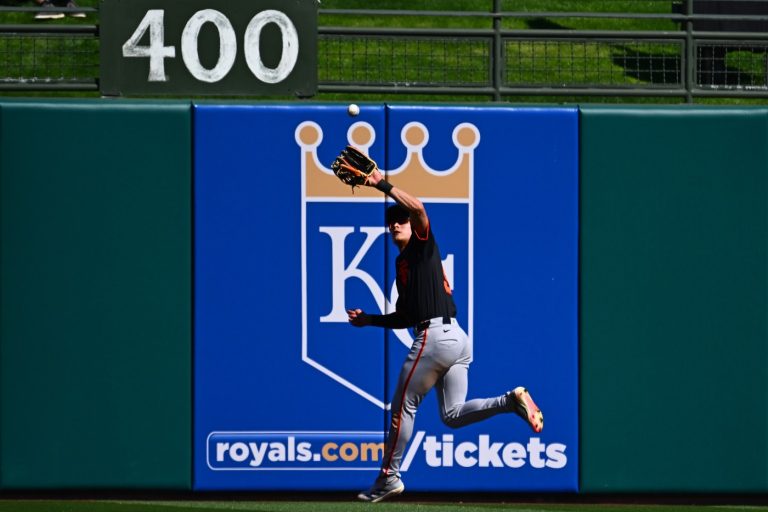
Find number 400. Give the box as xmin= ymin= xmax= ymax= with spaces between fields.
xmin=122 ymin=9 xmax=299 ymax=84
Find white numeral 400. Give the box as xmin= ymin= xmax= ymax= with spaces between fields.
xmin=122 ymin=9 xmax=299 ymax=84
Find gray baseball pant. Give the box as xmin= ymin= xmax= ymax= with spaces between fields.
xmin=377 ymin=316 xmax=509 ymax=484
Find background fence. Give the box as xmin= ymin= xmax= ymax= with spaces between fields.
xmin=3 ymin=1 xmax=768 ymax=100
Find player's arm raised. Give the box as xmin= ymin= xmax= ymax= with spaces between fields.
xmin=366 ymin=169 xmax=429 ymax=237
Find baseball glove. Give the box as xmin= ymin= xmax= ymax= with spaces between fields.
xmin=331 ymin=146 xmax=378 ymax=191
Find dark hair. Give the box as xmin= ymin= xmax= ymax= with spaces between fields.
xmin=385 ymin=204 xmax=410 ymax=225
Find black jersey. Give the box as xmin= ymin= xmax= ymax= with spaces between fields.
xmin=394 ymin=225 xmax=457 ymax=325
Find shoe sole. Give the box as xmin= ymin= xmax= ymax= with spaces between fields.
xmin=371 ymin=484 xmax=405 ymax=503
xmin=357 ymin=483 xmax=405 ymax=503
xmin=516 ymin=388 xmax=544 ymax=433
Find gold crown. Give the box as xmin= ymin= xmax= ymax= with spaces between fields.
xmin=295 ymin=121 xmax=480 ymax=200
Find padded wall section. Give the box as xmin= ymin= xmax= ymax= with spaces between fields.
xmin=382 ymin=106 xmax=579 ymax=491
xmin=0 ymin=101 xmax=192 ymax=489
xmin=194 ymin=105 xmax=387 ymax=490
xmin=193 ymin=105 xmax=579 ymax=491
xmin=580 ymin=107 xmax=768 ymax=492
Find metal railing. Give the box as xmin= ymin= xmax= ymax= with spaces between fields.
xmin=317 ymin=1 xmax=768 ymax=102
xmin=2 ymin=1 xmax=768 ymax=101
xmin=0 ymin=4 xmax=98 ymax=90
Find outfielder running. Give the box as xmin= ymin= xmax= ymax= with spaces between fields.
xmin=345 ymin=165 xmax=544 ymax=503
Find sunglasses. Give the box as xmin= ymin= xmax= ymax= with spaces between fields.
xmin=387 ymin=215 xmax=410 ymax=227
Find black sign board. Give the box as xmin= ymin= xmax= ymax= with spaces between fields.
xmin=100 ymin=0 xmax=317 ymax=96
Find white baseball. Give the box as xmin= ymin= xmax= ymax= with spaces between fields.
xmin=347 ymin=103 xmax=360 ymax=116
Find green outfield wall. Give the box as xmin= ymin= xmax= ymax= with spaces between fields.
xmin=0 ymin=101 xmax=192 ymax=489
xmin=580 ymin=107 xmax=768 ymax=492
xmin=0 ymin=101 xmax=767 ymax=492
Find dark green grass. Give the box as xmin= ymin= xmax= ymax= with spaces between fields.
xmin=1 ymin=502 xmax=767 ymax=512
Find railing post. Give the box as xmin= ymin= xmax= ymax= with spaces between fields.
xmin=685 ymin=0 xmax=695 ymax=103
xmin=492 ymin=0 xmax=502 ymax=102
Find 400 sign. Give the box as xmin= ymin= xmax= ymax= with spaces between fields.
xmin=99 ymin=0 xmax=317 ymax=97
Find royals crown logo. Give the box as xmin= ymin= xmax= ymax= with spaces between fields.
xmin=296 ymin=120 xmax=479 ymax=199
xmin=296 ymin=119 xmax=480 ymax=409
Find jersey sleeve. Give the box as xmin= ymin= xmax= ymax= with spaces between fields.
xmin=413 ymin=219 xmax=430 ymax=241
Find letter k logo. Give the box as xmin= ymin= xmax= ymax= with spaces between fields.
xmin=318 ymin=226 xmax=389 ymax=322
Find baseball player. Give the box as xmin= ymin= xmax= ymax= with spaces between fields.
xmin=346 ymin=167 xmax=544 ymax=503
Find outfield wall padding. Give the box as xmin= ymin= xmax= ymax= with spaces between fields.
xmin=193 ymin=105 xmax=579 ymax=491
xmin=580 ymin=107 xmax=768 ymax=492
xmin=1 ymin=101 xmax=768 ymax=493
xmin=0 ymin=101 xmax=192 ymax=489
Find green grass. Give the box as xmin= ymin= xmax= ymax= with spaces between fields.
xmin=1 ymin=502 xmax=767 ymax=512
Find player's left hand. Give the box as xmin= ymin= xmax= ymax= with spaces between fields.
xmin=331 ymin=146 xmax=378 ymax=191
xmin=347 ymin=309 xmax=371 ymax=327
xmin=364 ymin=168 xmax=383 ymax=187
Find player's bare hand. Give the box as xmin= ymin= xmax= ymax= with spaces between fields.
xmin=365 ymin=169 xmax=383 ymax=187
xmin=347 ymin=308 xmax=371 ymax=327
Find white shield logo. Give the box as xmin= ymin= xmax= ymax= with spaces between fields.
xmin=296 ymin=120 xmax=479 ymax=409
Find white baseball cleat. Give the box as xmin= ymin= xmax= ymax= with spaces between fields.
xmin=357 ymin=479 xmax=405 ymax=503
xmin=507 ymin=386 xmax=544 ymax=433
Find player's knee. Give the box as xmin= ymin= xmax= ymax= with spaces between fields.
xmin=441 ymin=416 xmax=462 ymax=429
xmin=440 ymin=408 xmax=462 ymax=429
